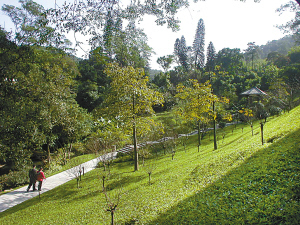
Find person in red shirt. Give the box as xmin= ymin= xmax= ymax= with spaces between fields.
xmin=37 ymin=167 xmax=46 ymax=191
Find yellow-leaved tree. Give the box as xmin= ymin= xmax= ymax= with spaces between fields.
xmin=175 ymin=79 xmax=231 ymax=151
xmin=101 ymin=63 xmax=164 ymax=171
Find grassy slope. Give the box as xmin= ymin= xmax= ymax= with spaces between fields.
xmin=0 ymin=106 xmax=299 ymax=224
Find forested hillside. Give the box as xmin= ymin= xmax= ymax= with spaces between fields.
xmin=258 ymin=35 xmax=296 ymax=59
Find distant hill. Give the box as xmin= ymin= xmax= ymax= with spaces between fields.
xmin=148 ymin=68 xmax=162 ymax=80
xmin=259 ymin=35 xmax=298 ymax=59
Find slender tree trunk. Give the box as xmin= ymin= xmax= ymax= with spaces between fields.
xmin=47 ymin=142 xmax=51 ymax=166
xmin=132 ymin=93 xmax=138 ymax=171
xmin=213 ymin=101 xmax=217 ymax=150
xmin=69 ymin=143 xmax=72 ymax=160
xmin=111 ymin=211 xmax=114 ymax=225
xmin=197 ymin=120 xmax=201 ymax=152
xmin=133 ymin=123 xmax=138 ymax=171
xmin=261 ymin=122 xmax=264 ymax=145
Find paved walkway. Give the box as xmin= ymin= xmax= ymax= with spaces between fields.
xmin=0 ymin=153 xmax=116 ymax=213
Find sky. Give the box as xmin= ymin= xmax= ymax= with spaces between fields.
xmin=0 ymin=0 xmax=296 ymax=70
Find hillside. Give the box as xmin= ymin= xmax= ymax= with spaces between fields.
xmin=259 ymin=35 xmax=297 ymax=59
xmin=0 ymin=106 xmax=299 ymax=224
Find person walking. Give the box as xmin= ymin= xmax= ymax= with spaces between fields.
xmin=37 ymin=167 xmax=46 ymax=191
xmin=27 ymin=165 xmax=37 ymax=192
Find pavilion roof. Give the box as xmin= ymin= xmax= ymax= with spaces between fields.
xmin=240 ymin=87 xmax=267 ymax=96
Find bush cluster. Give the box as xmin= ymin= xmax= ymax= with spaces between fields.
xmin=0 ymin=167 xmax=29 ymax=191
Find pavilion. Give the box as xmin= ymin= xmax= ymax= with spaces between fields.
xmin=241 ymin=87 xmax=267 ymax=105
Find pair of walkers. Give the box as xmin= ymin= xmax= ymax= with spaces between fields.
xmin=27 ymin=165 xmax=46 ymax=192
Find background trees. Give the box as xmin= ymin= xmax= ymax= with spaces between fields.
xmin=174 ymin=36 xmax=190 ymax=70
xmin=0 ymin=29 xmax=91 ymax=169
xmin=193 ymin=19 xmax=206 ymax=69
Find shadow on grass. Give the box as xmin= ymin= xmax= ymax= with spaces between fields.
xmin=148 ymin=128 xmax=300 ymax=225
xmin=0 ymin=181 xmax=79 ymax=218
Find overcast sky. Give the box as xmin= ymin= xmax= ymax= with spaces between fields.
xmin=0 ymin=0 xmax=296 ymax=70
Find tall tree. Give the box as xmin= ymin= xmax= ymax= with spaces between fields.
xmin=193 ymin=18 xmax=205 ymax=69
xmin=206 ymin=41 xmax=216 ymax=72
xmin=157 ymin=55 xmax=174 ymax=72
xmin=174 ymin=36 xmax=189 ymax=70
xmin=277 ymin=1 xmax=300 ymax=42
xmin=245 ymin=42 xmax=260 ymax=70
xmin=215 ymin=48 xmax=244 ymax=74
xmin=2 ymin=0 xmax=67 ymax=48
xmin=100 ymin=63 xmax=164 ymax=171
xmin=174 ymin=38 xmax=181 ymax=66
xmin=175 ymin=79 xmax=217 ymax=152
xmin=49 ymin=0 xmax=189 ymax=51
xmin=0 ymin=30 xmax=90 ymax=168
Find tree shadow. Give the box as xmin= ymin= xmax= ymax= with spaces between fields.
xmin=148 ymin=128 xmax=300 ymax=224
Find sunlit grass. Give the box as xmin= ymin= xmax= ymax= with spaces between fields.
xmin=0 ymin=106 xmax=299 ymax=224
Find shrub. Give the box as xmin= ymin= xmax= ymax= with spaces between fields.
xmin=0 ymin=167 xmax=30 ymax=191
xmin=218 ymin=121 xmax=227 ymax=129
xmin=269 ymin=106 xmax=283 ymax=116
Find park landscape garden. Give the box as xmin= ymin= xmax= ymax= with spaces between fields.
xmin=0 ymin=105 xmax=299 ymax=224
xmin=1 ymin=0 xmax=300 ymax=224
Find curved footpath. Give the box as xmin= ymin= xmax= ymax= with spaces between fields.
xmin=0 ymin=152 xmax=116 ymax=213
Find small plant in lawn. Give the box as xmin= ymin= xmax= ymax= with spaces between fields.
xmin=98 ymin=152 xmax=114 ymax=175
xmin=103 ymin=186 xmax=122 ymax=225
xmin=171 ymin=149 xmax=176 ymax=160
xmin=239 ymin=108 xmax=254 ymax=136
xmin=139 ymin=145 xmax=151 ymax=166
xmin=67 ymin=163 xmax=82 ymax=188
xmin=100 ymin=170 xmax=110 ymax=190
xmin=146 ymin=162 xmax=157 ymax=185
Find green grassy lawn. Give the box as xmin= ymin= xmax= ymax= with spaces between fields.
xmin=47 ymin=154 xmax=97 ymax=177
xmin=0 ymin=106 xmax=299 ymax=224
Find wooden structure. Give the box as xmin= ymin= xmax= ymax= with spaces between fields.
xmin=241 ymin=87 xmax=267 ymax=105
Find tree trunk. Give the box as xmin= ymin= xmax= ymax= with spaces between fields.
xmin=213 ymin=102 xmax=217 ymax=150
xmin=133 ymin=122 xmax=138 ymax=171
xmin=197 ymin=120 xmax=201 ymax=152
xmin=47 ymin=142 xmax=51 ymax=167
xmin=69 ymin=143 xmax=72 ymax=160
xmin=111 ymin=210 xmax=114 ymax=225
xmin=133 ymin=92 xmax=138 ymax=171
xmin=261 ymin=122 xmax=264 ymax=145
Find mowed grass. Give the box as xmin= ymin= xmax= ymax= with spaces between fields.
xmin=0 ymin=106 xmax=299 ymax=224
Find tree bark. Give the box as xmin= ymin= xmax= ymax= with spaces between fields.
xmin=47 ymin=142 xmax=51 ymax=166
xmin=133 ymin=92 xmax=139 ymax=171
xmin=260 ymin=122 xmax=264 ymax=145
xmin=213 ymin=101 xmax=217 ymax=150
xmin=197 ymin=120 xmax=201 ymax=152
xmin=111 ymin=210 xmax=114 ymax=225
